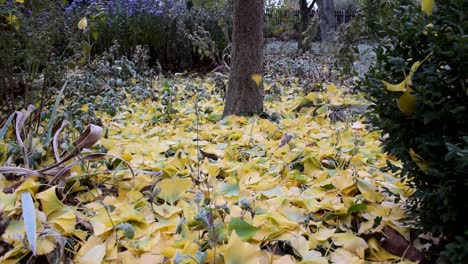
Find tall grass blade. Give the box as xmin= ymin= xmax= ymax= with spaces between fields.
xmin=45 ymin=80 xmax=68 ymax=147
xmin=0 ymin=112 xmax=16 ymax=140
xmin=21 ymin=191 xmax=37 ymax=255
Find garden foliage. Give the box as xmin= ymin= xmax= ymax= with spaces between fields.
xmin=1 ymin=0 xmax=230 ymax=117
xmin=1 ymin=39 xmax=427 ymax=262
xmin=67 ymin=0 xmax=230 ymax=71
xmin=361 ymin=0 xmax=468 ymax=261
xmin=0 ymin=0 xmax=72 ymax=114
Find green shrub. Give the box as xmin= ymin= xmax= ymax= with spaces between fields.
xmin=67 ymin=0 xmax=230 ymax=71
xmin=0 ymin=0 xmax=74 ymax=116
xmin=361 ymin=0 xmax=468 ymax=262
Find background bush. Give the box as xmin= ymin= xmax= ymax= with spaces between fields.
xmin=361 ymin=0 xmax=468 ymax=262
xmin=0 ymin=0 xmax=73 ymax=115
xmin=67 ymin=0 xmax=231 ymax=71
xmin=0 ymin=0 xmax=230 ymax=118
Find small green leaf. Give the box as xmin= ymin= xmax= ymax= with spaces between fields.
xmin=117 ymin=223 xmax=134 ymax=239
xmin=347 ymin=203 xmax=367 ymax=214
xmin=228 ymin=217 xmax=258 ymax=241
xmin=219 ymin=182 xmax=239 ymax=197
xmin=91 ymin=31 xmax=99 ymax=41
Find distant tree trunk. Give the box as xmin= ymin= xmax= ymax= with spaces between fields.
xmin=298 ymin=0 xmax=309 ymax=51
xmin=222 ymin=0 xmax=264 ymax=117
xmin=298 ymin=0 xmax=316 ymax=51
xmin=317 ymin=0 xmax=336 ymax=41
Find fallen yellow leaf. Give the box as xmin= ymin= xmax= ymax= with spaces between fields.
xmin=156 ymin=177 xmax=192 ymax=204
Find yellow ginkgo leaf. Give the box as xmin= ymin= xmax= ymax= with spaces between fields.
xmin=78 ymin=17 xmax=88 ymax=30
xmin=356 ymin=178 xmax=384 ymax=203
xmin=332 ymin=232 xmax=368 ymax=258
xmin=156 ymin=177 xmax=192 ymax=204
xmin=251 ymin=74 xmax=262 ymax=87
xmin=81 ymin=104 xmax=89 ymax=112
xmin=16 ymin=177 xmax=40 ymax=194
xmin=152 ymin=203 xmax=182 ymax=219
xmin=78 ymin=244 xmax=106 ymax=264
xmin=409 ymin=148 xmax=430 ymax=174
xmin=314 ymin=228 xmax=336 ymax=241
xmin=367 ymin=238 xmax=401 ymax=262
xmin=36 ymin=187 xmax=65 ymax=216
xmin=88 ymin=208 xmax=114 ymax=236
xmin=36 ymin=235 xmax=57 ymax=255
xmin=398 ymin=88 xmax=417 ymax=115
xmin=6 ymin=14 xmax=18 ymax=24
xmin=121 ymin=153 xmax=133 ymax=162
xmin=0 ymin=192 xmax=16 ymax=212
xmin=48 ymin=209 xmax=76 ymax=235
xmin=382 ymin=80 xmax=407 ymax=92
xmin=330 ymin=248 xmax=363 ymax=264
xmin=223 ymin=231 xmax=261 ymax=264
xmin=383 ymin=60 xmax=422 ymax=92
xmin=37 ymin=187 xmax=77 ymax=234
xmin=16 ymin=0 xmax=24 ymax=3
xmin=421 ymin=0 xmax=434 ymax=16
xmin=290 ymin=236 xmax=328 ymax=264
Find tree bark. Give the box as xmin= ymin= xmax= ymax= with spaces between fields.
xmin=317 ymin=0 xmax=336 ymax=42
xmin=222 ymin=0 xmax=264 ymax=117
xmin=298 ymin=0 xmax=316 ymax=51
xmin=298 ymin=0 xmax=309 ymax=51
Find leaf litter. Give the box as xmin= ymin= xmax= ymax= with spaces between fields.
xmin=0 ymin=54 xmax=427 ymax=263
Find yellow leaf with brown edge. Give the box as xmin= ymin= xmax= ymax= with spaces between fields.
xmin=421 ymin=0 xmax=434 ymax=15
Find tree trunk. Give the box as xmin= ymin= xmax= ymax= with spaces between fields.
xmin=222 ymin=0 xmax=264 ymax=117
xmin=298 ymin=0 xmax=309 ymax=51
xmin=317 ymin=0 xmax=336 ymax=42
xmin=298 ymin=0 xmax=316 ymax=51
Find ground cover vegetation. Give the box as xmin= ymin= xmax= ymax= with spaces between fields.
xmin=0 ymin=0 xmax=467 ymax=263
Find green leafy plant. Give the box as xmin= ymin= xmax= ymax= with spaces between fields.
xmin=0 ymin=0 xmax=75 ymax=118
xmin=361 ymin=0 xmax=468 ymax=261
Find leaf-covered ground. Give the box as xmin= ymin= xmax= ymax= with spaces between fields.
xmin=0 ymin=52 xmax=422 ymax=263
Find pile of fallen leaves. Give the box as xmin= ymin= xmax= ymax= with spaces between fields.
xmin=0 ymin=66 xmax=429 ymax=263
